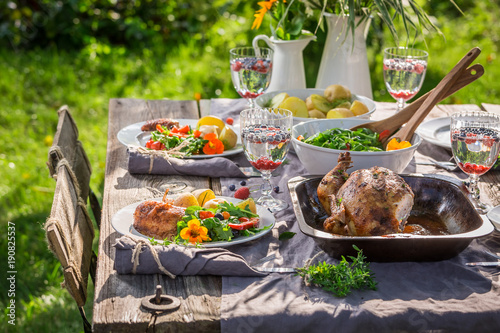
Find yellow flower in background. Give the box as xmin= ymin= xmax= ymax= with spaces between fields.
xmin=194 ymin=92 xmax=202 ymax=101
xmin=44 ymin=135 xmax=53 ymax=147
xmin=180 ymin=219 xmax=211 ymax=244
xmin=386 ymin=138 xmax=412 ymax=151
xmin=252 ymin=0 xmax=280 ymax=30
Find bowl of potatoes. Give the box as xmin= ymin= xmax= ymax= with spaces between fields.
xmin=255 ymin=85 xmax=376 ymax=125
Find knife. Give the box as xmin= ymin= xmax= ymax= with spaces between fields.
xmin=465 ymin=262 xmax=500 ymax=267
xmin=252 ymin=266 xmax=297 ymax=273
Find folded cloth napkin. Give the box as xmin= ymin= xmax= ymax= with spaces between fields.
xmin=114 ymin=236 xmax=266 ymax=277
xmin=127 ymin=146 xmax=245 ymax=177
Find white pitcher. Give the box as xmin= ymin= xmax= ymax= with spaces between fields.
xmin=253 ymin=34 xmax=316 ymax=92
xmin=315 ymin=13 xmax=373 ymax=99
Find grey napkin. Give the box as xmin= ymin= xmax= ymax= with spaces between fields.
xmin=114 ymin=236 xmax=266 ymax=277
xmin=127 ymin=146 xmax=245 ymax=177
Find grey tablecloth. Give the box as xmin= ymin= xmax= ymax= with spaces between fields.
xmin=211 ymin=98 xmax=500 ymax=333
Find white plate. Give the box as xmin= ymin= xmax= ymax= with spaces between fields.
xmin=111 ymin=196 xmax=276 ymax=248
xmin=117 ymin=119 xmax=243 ymax=159
xmin=487 ymin=205 xmax=500 ymax=231
xmin=416 ymin=117 xmax=451 ymax=149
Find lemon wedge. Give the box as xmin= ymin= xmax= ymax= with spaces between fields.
xmin=196 ymin=116 xmax=225 ymax=135
xmin=236 ymin=198 xmax=257 ymax=214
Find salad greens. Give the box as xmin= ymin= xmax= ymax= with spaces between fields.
xmin=163 ymin=201 xmax=268 ymax=245
xmin=300 ymin=128 xmax=384 ymax=152
xmin=150 ymin=129 xmax=207 ymax=156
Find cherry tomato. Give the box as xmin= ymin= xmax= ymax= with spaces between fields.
xmin=171 ymin=126 xmax=179 ymax=133
xmin=199 ymin=211 xmax=215 ymax=219
xmin=146 ymin=140 xmax=154 ymax=148
xmin=178 ymin=125 xmax=190 ymax=134
xmin=151 ymin=141 xmax=162 ymax=150
xmin=156 ymin=124 xmax=164 ymax=133
xmin=193 ymin=130 xmax=202 ymax=138
xmin=378 ymin=130 xmax=390 ymax=142
xmin=228 ymin=217 xmax=260 ymax=230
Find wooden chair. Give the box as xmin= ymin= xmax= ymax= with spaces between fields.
xmin=45 ymin=162 xmax=96 ymax=333
xmin=47 ymin=105 xmax=101 ymax=228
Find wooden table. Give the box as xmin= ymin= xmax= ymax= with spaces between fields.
xmin=92 ymin=99 xmax=500 ymax=332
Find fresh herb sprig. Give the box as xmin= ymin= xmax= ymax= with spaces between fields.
xmin=296 ymin=245 xmax=377 ymax=297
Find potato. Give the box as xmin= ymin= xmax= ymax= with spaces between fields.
xmin=324 ymin=84 xmax=352 ymax=103
xmin=309 ymin=94 xmax=332 ymax=113
xmin=305 ymin=96 xmax=314 ymax=110
xmin=191 ymin=189 xmax=216 ymax=206
xmin=173 ymin=192 xmax=200 ymax=208
xmin=350 ymin=100 xmax=369 ymax=116
xmin=326 ymin=108 xmax=355 ymax=119
xmin=278 ymin=96 xmax=308 ymax=118
xmin=219 ymin=126 xmax=238 ymax=150
xmin=308 ymin=109 xmax=326 ymax=119
xmin=203 ymin=198 xmax=228 ymax=209
xmin=270 ymin=92 xmax=290 ymax=108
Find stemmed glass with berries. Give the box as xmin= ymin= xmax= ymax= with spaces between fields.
xmin=240 ymin=108 xmax=292 ymax=213
xmin=230 ymin=47 xmax=273 ymax=108
xmin=451 ymin=111 xmax=500 ymax=214
xmin=383 ymin=47 xmax=428 ymax=112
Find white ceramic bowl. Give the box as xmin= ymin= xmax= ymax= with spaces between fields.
xmin=255 ymin=88 xmax=376 ymax=126
xmin=292 ymin=118 xmax=422 ymax=175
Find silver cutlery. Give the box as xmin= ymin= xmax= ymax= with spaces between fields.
xmin=465 ymin=262 xmax=500 ymax=267
xmin=482 ymin=250 xmax=500 ymax=260
xmin=252 ymin=266 xmax=297 ymax=273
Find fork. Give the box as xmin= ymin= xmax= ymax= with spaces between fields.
xmin=483 ymin=250 xmax=500 ymax=260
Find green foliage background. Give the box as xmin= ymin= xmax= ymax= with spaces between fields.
xmin=0 ymin=1 xmax=498 ymax=331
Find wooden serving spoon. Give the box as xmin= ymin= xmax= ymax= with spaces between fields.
xmin=350 ymin=63 xmax=484 ymax=137
xmin=350 ymin=47 xmax=483 ymax=146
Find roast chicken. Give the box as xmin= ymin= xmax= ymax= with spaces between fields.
xmin=317 ymin=152 xmax=414 ymax=236
xmin=133 ymin=190 xmax=185 ymax=240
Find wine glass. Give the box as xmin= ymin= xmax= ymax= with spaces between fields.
xmin=383 ymin=47 xmax=428 ymax=112
xmin=451 ymin=111 xmax=500 ymax=214
xmin=230 ymin=47 xmax=273 ymax=108
xmin=240 ymin=108 xmax=292 ymax=213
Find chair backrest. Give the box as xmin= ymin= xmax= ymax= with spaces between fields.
xmin=47 ymin=105 xmax=101 ymax=227
xmin=45 ymin=162 xmax=95 ymax=307
xmin=47 ymin=105 xmax=92 ymax=202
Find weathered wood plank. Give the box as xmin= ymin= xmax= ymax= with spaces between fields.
xmin=482 ymin=103 xmax=500 ymax=115
xmin=93 ymin=99 xmax=222 ymax=332
xmin=199 ymin=99 xmax=212 ymax=118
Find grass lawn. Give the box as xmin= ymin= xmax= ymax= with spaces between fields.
xmin=1 ymin=2 xmax=499 ymax=331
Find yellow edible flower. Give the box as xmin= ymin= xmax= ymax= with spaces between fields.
xmin=180 ymin=219 xmax=211 ymax=244
xmin=386 ymin=138 xmax=412 ymax=151
xmin=252 ymin=0 xmax=280 ymax=30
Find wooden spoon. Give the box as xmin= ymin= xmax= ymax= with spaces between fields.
xmin=384 ymin=47 xmax=481 ymax=147
xmin=350 ymin=63 xmax=484 ymax=137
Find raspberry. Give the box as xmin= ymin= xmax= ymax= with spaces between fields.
xmin=234 ymin=187 xmax=250 ymax=200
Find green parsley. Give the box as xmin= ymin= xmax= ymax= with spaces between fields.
xmin=296 ymin=245 xmax=377 ymax=297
